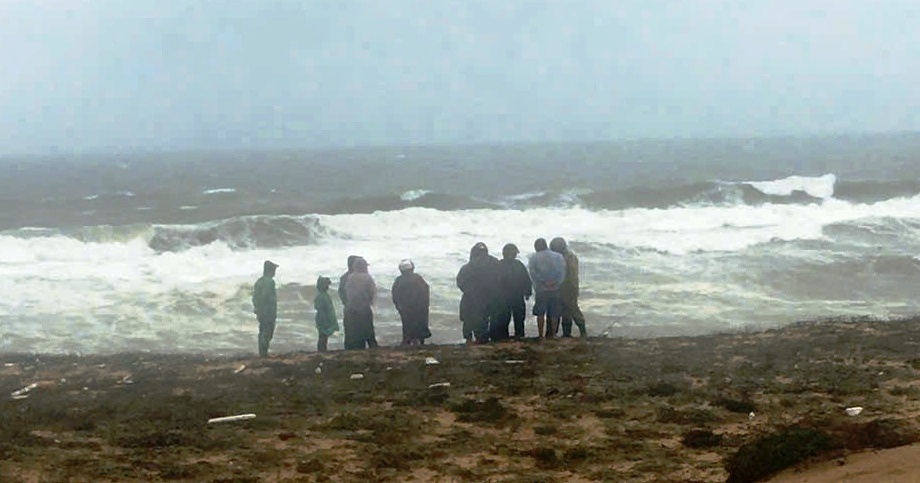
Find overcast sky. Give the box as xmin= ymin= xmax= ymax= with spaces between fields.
xmin=1 ymin=1 xmax=918 ymax=154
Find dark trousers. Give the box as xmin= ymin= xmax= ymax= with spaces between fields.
xmin=462 ymin=314 xmax=490 ymax=343
xmin=344 ymin=308 xmax=378 ymax=350
xmin=257 ymin=314 xmax=276 ymax=357
xmin=494 ymin=301 xmax=526 ymax=339
xmin=317 ymin=334 xmax=329 ymax=352
xmin=560 ymin=317 xmax=586 ymax=337
xmin=560 ymin=295 xmax=587 ymax=337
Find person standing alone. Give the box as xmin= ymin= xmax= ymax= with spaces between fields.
xmin=252 ymin=260 xmax=279 ymax=357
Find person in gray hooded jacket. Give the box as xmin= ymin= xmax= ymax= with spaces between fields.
xmin=528 ymin=238 xmax=565 ymax=338
xmin=343 ymin=257 xmax=378 ymax=350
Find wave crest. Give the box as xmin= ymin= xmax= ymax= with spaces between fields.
xmin=147 ymin=215 xmax=325 ymax=252
xmin=746 ymin=174 xmax=836 ymax=199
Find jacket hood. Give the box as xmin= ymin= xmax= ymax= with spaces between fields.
xmin=550 ymin=237 xmax=567 ymax=253
xmin=316 ymin=276 xmax=332 ymax=292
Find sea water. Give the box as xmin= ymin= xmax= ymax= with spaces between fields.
xmin=3 ymin=135 xmax=920 ymax=354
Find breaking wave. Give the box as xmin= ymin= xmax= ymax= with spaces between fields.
xmin=147 ymin=215 xmax=327 ymax=252
xmin=2 ymin=215 xmax=329 ymax=253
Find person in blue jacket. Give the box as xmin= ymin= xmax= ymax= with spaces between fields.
xmin=528 ymin=238 xmax=565 ymax=338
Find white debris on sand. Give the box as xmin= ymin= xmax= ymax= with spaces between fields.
xmin=207 ymin=413 xmax=256 ymax=424
xmin=11 ymin=383 xmax=38 ymax=398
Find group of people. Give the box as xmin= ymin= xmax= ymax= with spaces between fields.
xmin=250 ymin=255 xmax=431 ymax=356
xmin=457 ymin=237 xmax=585 ymax=345
xmin=250 ymin=237 xmax=585 ymax=356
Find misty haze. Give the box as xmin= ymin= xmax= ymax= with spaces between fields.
xmin=3 ymin=3 xmax=920 ymax=481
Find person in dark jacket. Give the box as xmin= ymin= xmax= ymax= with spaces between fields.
xmin=456 ymin=242 xmax=502 ymax=344
xmin=343 ymin=257 xmax=378 ymax=350
xmin=252 ymin=260 xmax=279 ymax=357
xmin=338 ymin=255 xmax=359 ymax=306
xmin=495 ymin=243 xmax=532 ymax=340
xmin=551 ymin=237 xmax=587 ymax=338
xmin=313 ymin=276 xmax=339 ymax=352
xmin=391 ymin=259 xmax=432 ymax=345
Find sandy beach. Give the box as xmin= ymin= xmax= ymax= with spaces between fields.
xmin=3 ymin=317 xmax=920 ymax=482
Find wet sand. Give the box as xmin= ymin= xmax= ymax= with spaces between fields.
xmin=3 ymin=317 xmax=920 ymax=482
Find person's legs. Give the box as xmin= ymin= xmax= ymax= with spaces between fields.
xmin=462 ymin=318 xmax=475 ymax=345
xmin=343 ymin=311 xmax=361 ymax=350
xmin=512 ymin=301 xmax=526 ymax=338
xmin=258 ymin=331 xmax=268 ymax=357
xmin=545 ymin=317 xmax=556 ymax=338
xmin=560 ymin=314 xmax=573 ymax=337
xmin=475 ymin=313 xmax=490 ymax=343
xmin=400 ymin=314 xmax=412 ymax=346
xmin=317 ymin=334 xmax=329 ymax=352
xmin=492 ymin=306 xmax=512 ymax=341
xmin=533 ymin=292 xmax=548 ymax=339
xmin=562 ymin=291 xmax=586 ymax=337
xmin=358 ymin=307 xmax=377 ymax=348
xmin=546 ymin=291 xmax=562 ymax=338
xmin=258 ymin=315 xmax=275 ymax=357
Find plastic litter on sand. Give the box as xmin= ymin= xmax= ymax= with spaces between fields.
xmin=208 ymin=413 xmax=256 ymax=424
xmin=845 ymin=407 xmax=864 ymax=416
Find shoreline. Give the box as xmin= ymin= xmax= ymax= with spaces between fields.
xmin=3 ymin=317 xmax=920 ymax=482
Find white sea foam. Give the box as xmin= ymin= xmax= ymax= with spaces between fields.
xmin=4 ymin=193 xmax=920 ymax=353
xmin=505 ymin=191 xmax=546 ymax=201
xmin=747 ymin=173 xmax=836 ymax=199
xmin=203 ymin=188 xmax=236 ymax=195
xmin=400 ymin=189 xmax=431 ymax=202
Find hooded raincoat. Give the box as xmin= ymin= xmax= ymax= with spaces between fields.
xmin=456 ymin=244 xmax=502 ymax=341
xmin=314 ymin=276 xmax=339 ymax=337
xmin=392 ymin=270 xmax=432 ymax=343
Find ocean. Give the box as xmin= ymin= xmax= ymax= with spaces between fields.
xmin=3 ymin=134 xmax=920 ymax=354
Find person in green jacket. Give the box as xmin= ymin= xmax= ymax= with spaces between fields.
xmin=252 ymin=260 xmax=279 ymax=357
xmin=313 ymin=276 xmax=339 ymax=352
